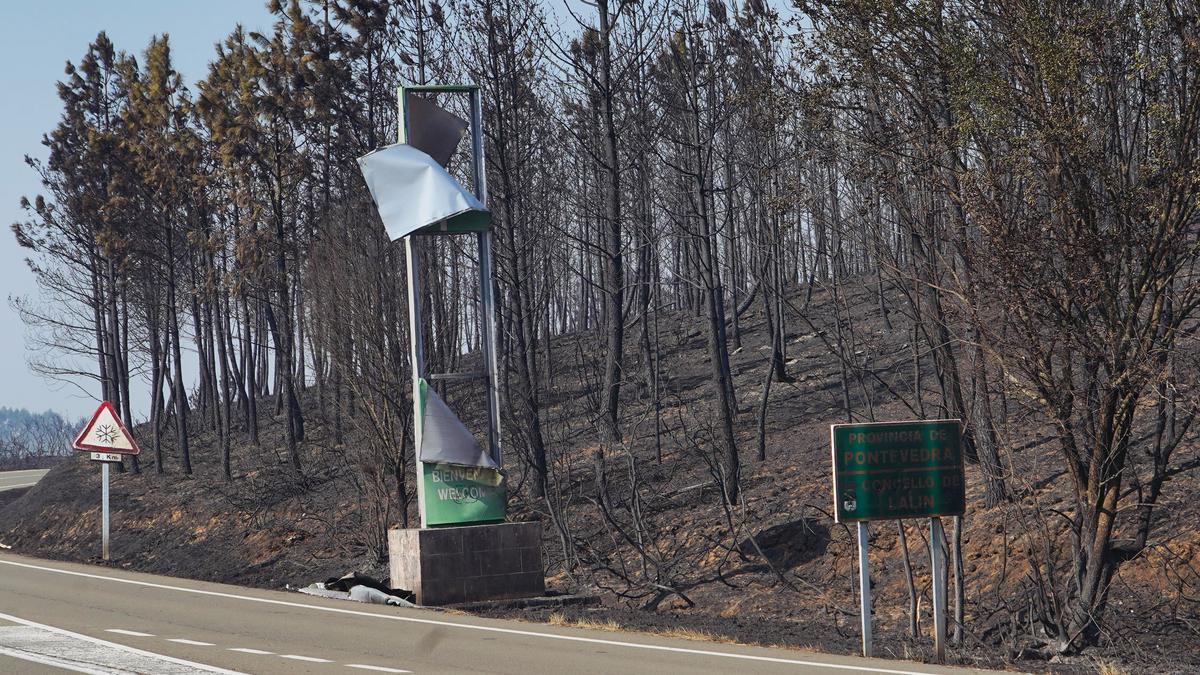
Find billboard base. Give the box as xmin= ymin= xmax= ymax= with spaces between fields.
xmin=388 ymin=522 xmax=543 ymax=606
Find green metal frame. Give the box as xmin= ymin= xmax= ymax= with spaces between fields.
xmin=398 ymin=85 xmax=489 ymax=235
xmin=400 ymin=84 xmax=505 ymax=529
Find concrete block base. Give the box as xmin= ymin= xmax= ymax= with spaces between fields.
xmin=388 ymin=522 xmax=544 ymax=606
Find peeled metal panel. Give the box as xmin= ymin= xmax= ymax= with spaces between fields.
xmin=357 ymin=143 xmax=489 ymax=241
xmin=418 ymin=378 xmax=501 ymax=474
xmin=405 ymin=94 xmax=469 ymax=168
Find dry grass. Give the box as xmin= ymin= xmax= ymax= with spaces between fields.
xmin=546 ymin=612 xmax=622 ymax=632
xmin=1093 ymin=660 xmax=1128 ymax=675
xmin=653 ymin=626 xmax=717 ymax=642
xmin=576 ymin=617 xmax=623 ymax=631
xmin=547 ymin=613 xmax=737 ymax=645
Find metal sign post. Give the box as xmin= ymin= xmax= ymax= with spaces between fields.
xmin=101 ymin=461 xmax=110 ymax=560
xmin=404 ymin=233 xmax=428 ymax=528
xmin=857 ymin=521 xmax=872 ymax=657
xmin=831 ymin=419 xmax=965 ymax=663
xmin=931 ymin=517 xmax=947 ymax=662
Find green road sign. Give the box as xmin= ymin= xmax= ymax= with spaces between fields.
xmin=422 ymin=463 xmax=506 ymax=527
xmin=830 ymin=420 xmax=964 ymax=523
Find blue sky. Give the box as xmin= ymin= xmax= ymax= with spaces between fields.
xmin=0 ymin=2 xmax=275 ymax=419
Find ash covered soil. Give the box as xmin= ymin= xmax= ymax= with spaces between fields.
xmin=3 ymin=281 xmax=1199 ymax=675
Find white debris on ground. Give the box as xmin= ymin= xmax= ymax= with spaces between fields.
xmin=293 ymin=582 xmax=416 ymax=607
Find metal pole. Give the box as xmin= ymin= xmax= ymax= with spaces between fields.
xmin=397 ymin=86 xmax=411 ymax=144
xmin=931 ymin=517 xmax=946 ymax=663
xmin=396 ymin=86 xmax=430 ymax=529
xmin=101 ymin=462 xmax=110 ymax=560
xmin=405 ymin=236 xmax=428 ymax=529
xmin=857 ymin=521 xmax=871 ymax=657
xmin=469 ymin=87 xmax=502 ymax=468
xmin=470 ymin=88 xmax=487 ymax=200
xmin=478 ymin=231 xmax=502 ymax=466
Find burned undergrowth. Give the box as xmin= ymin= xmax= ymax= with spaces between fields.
xmin=2 ymin=280 xmax=1199 ymax=674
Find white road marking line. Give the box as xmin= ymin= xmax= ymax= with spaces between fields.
xmin=281 ymin=654 xmax=333 ymax=662
xmin=0 ymin=482 xmax=38 ymax=490
xmin=347 ymin=664 xmax=412 ymax=673
xmin=0 ymin=645 xmax=110 ymax=674
xmin=168 ymin=638 xmax=215 ymax=646
xmin=0 ymin=611 xmax=246 ymax=674
xmin=228 ymin=647 xmax=274 ymax=655
xmin=0 ymin=557 xmax=942 ymax=675
xmin=104 ymin=629 xmax=155 ymax=637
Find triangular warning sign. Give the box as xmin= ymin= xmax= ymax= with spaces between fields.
xmin=73 ymin=401 xmax=140 ymax=455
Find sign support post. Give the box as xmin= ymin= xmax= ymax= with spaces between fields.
xmin=857 ymin=521 xmax=871 ymax=657
xmin=101 ymin=461 xmax=110 ymax=560
xmin=405 ymin=235 xmax=428 ymax=529
xmin=931 ymin=517 xmax=946 ymax=663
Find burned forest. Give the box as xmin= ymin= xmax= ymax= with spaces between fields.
xmin=6 ymin=0 xmax=1200 ymax=670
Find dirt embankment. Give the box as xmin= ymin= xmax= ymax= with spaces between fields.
xmin=2 ymin=282 xmax=1198 ymax=675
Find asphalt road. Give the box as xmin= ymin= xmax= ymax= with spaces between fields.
xmin=0 ymin=468 xmax=49 ymax=492
xmin=0 ymin=553 xmax=997 ymax=675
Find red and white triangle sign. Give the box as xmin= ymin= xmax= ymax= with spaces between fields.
xmin=73 ymin=401 xmax=141 ymax=455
